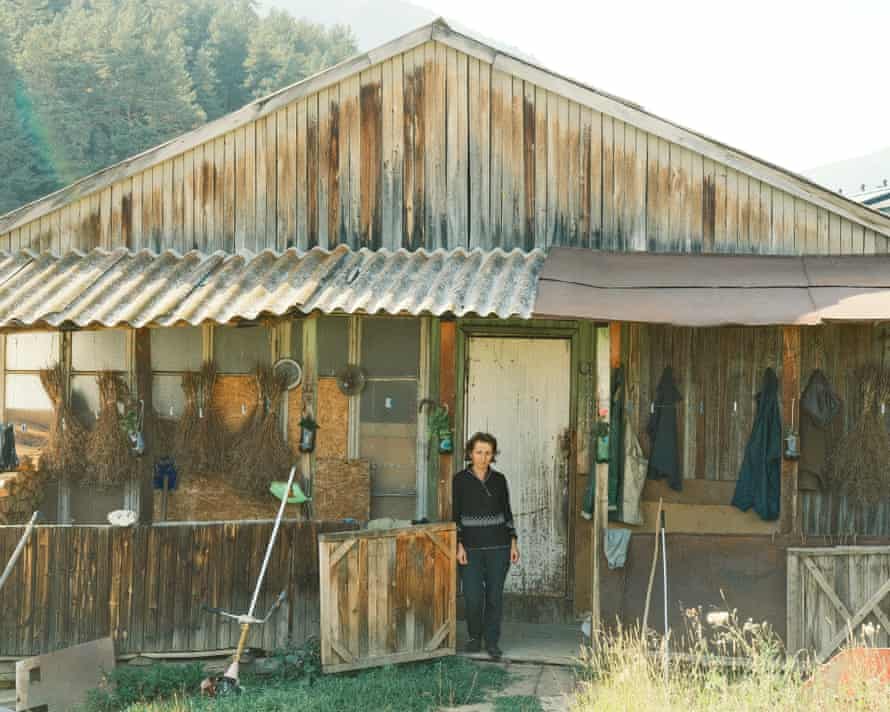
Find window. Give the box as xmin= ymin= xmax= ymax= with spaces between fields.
xmin=317 ymin=316 xmax=349 ymax=377
xmin=151 ymin=326 xmax=203 ymax=418
xmin=68 ymin=329 xmax=130 ymax=522
xmin=4 ymin=332 xmax=60 ymax=463
xmin=214 ymin=324 xmax=271 ymax=373
xmin=70 ymin=330 xmax=128 ymax=429
xmin=358 ymin=318 xmax=422 ymax=520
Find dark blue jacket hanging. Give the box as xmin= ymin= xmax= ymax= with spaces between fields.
xmin=732 ymin=368 xmax=782 ymax=520
xmin=646 ymin=367 xmax=683 ymax=491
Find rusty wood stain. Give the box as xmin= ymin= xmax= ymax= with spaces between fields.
xmin=702 ymin=172 xmax=716 ymax=249
xmin=360 ymin=79 xmax=383 ymax=249
xmin=522 ymin=93 xmax=536 ymax=250
xmin=307 ymin=101 xmax=319 ymax=248
xmin=328 ymin=96 xmax=340 ymax=247
xmin=410 ymin=61 xmax=426 ymax=249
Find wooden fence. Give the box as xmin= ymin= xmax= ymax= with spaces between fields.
xmin=0 ymin=520 xmax=355 ymax=658
xmin=318 ymin=522 xmax=456 ymax=673
xmin=787 ymin=546 xmax=890 ymax=662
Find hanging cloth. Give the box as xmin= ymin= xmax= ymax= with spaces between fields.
xmin=619 ymin=412 xmax=648 ymax=525
xmin=732 ymin=368 xmax=782 ymax=520
xmin=604 ymin=528 xmax=632 ymax=569
xmin=798 ymin=369 xmax=842 ymax=491
xmin=0 ymin=424 xmax=18 ymax=471
xmin=646 ymin=367 xmax=683 ymax=491
xmin=608 ymin=366 xmax=626 ymax=516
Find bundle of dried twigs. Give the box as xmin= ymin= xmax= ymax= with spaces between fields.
xmin=85 ymin=371 xmax=134 ymax=487
xmin=174 ymin=361 xmax=227 ymax=476
xmin=226 ymin=364 xmax=293 ymax=496
xmin=38 ymin=364 xmax=87 ymax=481
xmin=827 ymin=364 xmax=890 ymax=504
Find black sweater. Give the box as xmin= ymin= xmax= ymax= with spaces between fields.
xmin=452 ymin=468 xmax=517 ymax=549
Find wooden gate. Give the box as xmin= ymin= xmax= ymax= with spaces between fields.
xmin=318 ymin=522 xmax=456 ymax=673
xmin=787 ymin=546 xmax=890 ymax=661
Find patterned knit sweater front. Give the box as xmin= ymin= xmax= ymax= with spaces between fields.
xmin=452 ymin=468 xmax=517 ymax=550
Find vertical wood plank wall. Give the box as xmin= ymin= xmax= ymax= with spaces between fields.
xmin=0 ymin=520 xmax=355 ymax=657
xmin=2 ymin=42 xmax=884 ymax=255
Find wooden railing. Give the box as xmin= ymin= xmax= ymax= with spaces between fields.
xmin=0 ymin=520 xmax=355 ymax=658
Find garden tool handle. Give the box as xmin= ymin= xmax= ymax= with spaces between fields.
xmin=233 ymin=622 xmax=251 ymax=665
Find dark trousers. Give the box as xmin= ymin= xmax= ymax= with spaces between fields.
xmin=460 ymin=546 xmax=511 ymax=646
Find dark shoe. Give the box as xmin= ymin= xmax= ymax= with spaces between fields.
xmin=464 ymin=638 xmax=482 ymax=653
xmin=486 ymin=644 xmax=503 ymax=660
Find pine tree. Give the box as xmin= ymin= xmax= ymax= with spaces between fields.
xmin=0 ymin=33 xmax=59 ymax=213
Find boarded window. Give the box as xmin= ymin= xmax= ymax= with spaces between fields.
xmin=318 ymin=316 xmax=349 ymax=377
xmin=214 ymin=325 xmax=270 ymax=373
xmin=72 ymin=330 xmax=127 ymax=371
xmin=150 ymin=327 xmax=203 ymax=371
xmin=361 ymin=319 xmax=419 ymax=378
xmin=6 ymin=332 xmax=60 ymax=370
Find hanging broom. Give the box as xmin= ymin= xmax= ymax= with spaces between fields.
xmin=38 ymin=364 xmax=88 ymax=482
xmin=85 ymin=371 xmax=134 ymax=487
xmin=827 ymin=364 xmax=890 ymax=506
xmin=226 ymin=365 xmax=293 ymax=497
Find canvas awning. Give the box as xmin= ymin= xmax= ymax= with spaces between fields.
xmin=0 ymin=246 xmax=545 ymax=329
xmin=534 ymin=248 xmax=890 ymax=326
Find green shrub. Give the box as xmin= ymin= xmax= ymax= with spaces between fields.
xmin=80 ymin=662 xmax=206 ymax=712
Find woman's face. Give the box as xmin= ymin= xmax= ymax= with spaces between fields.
xmin=470 ymin=441 xmax=494 ymax=470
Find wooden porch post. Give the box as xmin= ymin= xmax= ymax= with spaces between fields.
xmin=437 ymin=320 xmax=457 ymax=520
xmin=780 ymin=326 xmax=801 ymax=535
xmin=135 ymin=329 xmax=154 ymax=523
xmin=591 ymin=323 xmax=616 ymax=637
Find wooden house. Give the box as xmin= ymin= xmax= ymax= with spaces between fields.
xmin=2 ymin=18 xmax=890 ymax=665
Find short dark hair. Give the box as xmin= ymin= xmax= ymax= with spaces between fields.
xmin=464 ymin=432 xmax=498 ymax=463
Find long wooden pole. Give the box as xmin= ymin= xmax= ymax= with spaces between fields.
xmin=780 ymin=326 xmax=801 ymax=535
xmin=0 ymin=511 xmax=39 ymax=594
xmin=590 ymin=324 xmax=616 ymax=640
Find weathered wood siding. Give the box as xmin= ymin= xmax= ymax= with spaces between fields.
xmin=787 ymin=546 xmax=890 ymax=661
xmin=2 ymin=41 xmax=885 ymax=255
xmin=622 ymin=324 xmax=783 ymax=482
xmin=798 ymin=323 xmax=890 ymax=536
xmin=0 ymin=520 xmax=355 ymax=657
xmin=318 ymin=522 xmax=456 ymax=673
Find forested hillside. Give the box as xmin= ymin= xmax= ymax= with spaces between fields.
xmin=0 ymin=0 xmax=357 ymax=215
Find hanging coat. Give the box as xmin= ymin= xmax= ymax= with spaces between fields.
xmin=608 ymin=366 xmax=626 ymax=516
xmin=798 ymin=369 xmax=842 ymax=491
xmin=732 ymin=368 xmax=782 ymax=520
xmin=646 ymin=367 xmax=683 ymax=491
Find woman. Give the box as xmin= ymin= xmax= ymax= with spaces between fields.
xmin=452 ymin=432 xmax=520 ymax=659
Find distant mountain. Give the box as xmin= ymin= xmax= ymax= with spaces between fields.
xmin=803 ymin=146 xmax=890 ymax=197
xmin=259 ymin=1 xmax=538 ymax=62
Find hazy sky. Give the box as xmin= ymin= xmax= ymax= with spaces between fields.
xmin=413 ymin=0 xmax=890 ymax=173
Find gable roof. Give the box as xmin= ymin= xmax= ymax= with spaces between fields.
xmin=2 ymin=18 xmax=889 ymax=238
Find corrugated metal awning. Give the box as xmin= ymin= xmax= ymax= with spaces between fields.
xmin=535 ymin=248 xmax=890 ymax=326
xmin=0 ymin=246 xmax=545 ymax=328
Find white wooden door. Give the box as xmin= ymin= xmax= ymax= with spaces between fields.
xmin=465 ymin=337 xmax=571 ymax=596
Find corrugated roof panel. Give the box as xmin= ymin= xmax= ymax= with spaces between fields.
xmin=0 ymin=246 xmax=545 ymax=329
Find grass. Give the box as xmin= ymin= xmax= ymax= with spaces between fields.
xmin=81 ymin=655 xmax=508 ymax=712
xmin=572 ymin=606 xmax=890 ymax=712
xmin=493 ymin=695 xmax=545 ymax=712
